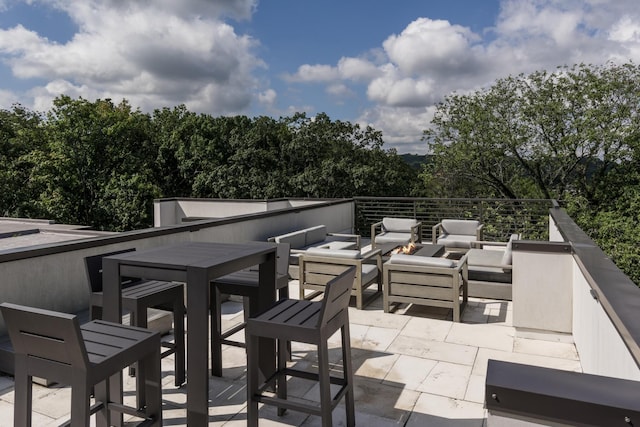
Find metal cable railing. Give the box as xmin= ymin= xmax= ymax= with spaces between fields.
xmin=354 ymin=197 xmax=555 ymax=242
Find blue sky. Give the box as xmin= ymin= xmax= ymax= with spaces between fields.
xmin=1 ymin=0 xmax=640 ymax=154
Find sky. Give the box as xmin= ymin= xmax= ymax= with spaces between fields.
xmin=1 ymin=1 xmax=640 ymax=154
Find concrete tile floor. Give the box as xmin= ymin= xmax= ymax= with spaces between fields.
xmin=0 ymin=281 xmax=581 ymax=426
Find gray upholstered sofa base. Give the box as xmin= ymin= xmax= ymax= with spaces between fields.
xmin=269 ymin=225 xmax=360 ymax=280
xmin=468 ymin=280 xmax=512 ymax=300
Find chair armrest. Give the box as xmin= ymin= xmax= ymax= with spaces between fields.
xmin=327 ymin=232 xmax=361 ymax=249
xmin=432 ymin=222 xmax=443 ymax=244
xmin=457 ymin=253 xmax=469 ymax=272
xmin=476 ymin=223 xmax=485 ymax=240
xmin=370 ymin=221 xmax=383 ymax=249
xmin=361 ymin=248 xmax=382 ymax=260
xmin=470 ymin=240 xmax=508 ymax=249
xmin=361 ymin=249 xmax=382 ymax=270
xmin=301 ymin=254 xmax=363 ymax=267
xmin=410 ymin=222 xmax=422 ymax=243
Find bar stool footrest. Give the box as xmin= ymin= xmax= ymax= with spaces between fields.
xmin=254 ymin=367 xmax=349 ymax=414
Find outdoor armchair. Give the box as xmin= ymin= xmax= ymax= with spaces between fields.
xmin=299 ymin=247 xmax=382 ymax=309
xmin=383 ymin=253 xmax=468 ymax=322
xmin=371 ymin=217 xmax=422 ymax=249
xmin=432 ymin=219 xmax=484 ymax=251
xmin=466 ymin=233 xmax=519 ymax=300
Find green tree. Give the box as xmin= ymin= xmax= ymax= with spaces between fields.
xmin=0 ymin=104 xmax=46 ymax=218
xmin=421 ymin=62 xmax=640 ymax=283
xmin=33 ymin=96 xmax=160 ymax=230
xmin=421 ymin=62 xmax=640 ymax=203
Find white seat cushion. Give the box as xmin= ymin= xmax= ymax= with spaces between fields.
xmin=389 ymin=254 xmax=456 ymax=268
xmin=305 ymin=248 xmax=362 ymax=259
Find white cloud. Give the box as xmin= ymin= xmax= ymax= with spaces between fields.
xmin=357 ymin=105 xmax=437 ymax=154
xmin=285 ymin=64 xmax=339 ymax=82
xmin=312 ymin=0 xmax=640 ymax=153
xmin=337 ymin=57 xmax=380 ymax=81
xmin=383 ymin=18 xmax=480 ymax=75
xmin=4 ymin=0 xmax=640 ymax=155
xmin=258 ymin=88 xmax=277 ymax=106
xmin=326 ymin=83 xmax=353 ymax=98
xmin=609 ymin=15 xmax=640 ymax=42
xmin=0 ymin=0 xmax=265 ymax=114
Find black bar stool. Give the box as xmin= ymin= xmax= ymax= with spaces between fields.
xmin=84 ymin=248 xmax=186 ymax=393
xmin=209 ymin=242 xmax=290 ymax=376
xmin=0 ymin=302 xmax=163 ymax=427
xmin=246 ymin=266 xmax=356 ymax=427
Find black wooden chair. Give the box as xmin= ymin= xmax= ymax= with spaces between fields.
xmin=209 ymin=242 xmax=290 ymax=376
xmin=246 ymin=266 xmax=356 ymax=427
xmin=84 ymin=249 xmax=185 ymax=389
xmin=0 ymin=302 xmax=162 ymax=427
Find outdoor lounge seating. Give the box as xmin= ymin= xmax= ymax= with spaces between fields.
xmin=84 ymin=249 xmax=185 ymax=388
xmin=299 ymin=247 xmax=382 ymax=309
xmin=269 ymin=225 xmax=361 ymax=279
xmin=209 ymin=242 xmax=290 ymax=377
xmin=371 ymin=217 xmax=422 ymax=249
xmin=432 ymin=219 xmax=484 ymax=251
xmin=383 ymin=253 xmax=468 ymax=322
xmin=466 ymin=233 xmax=519 ymax=300
xmin=246 ymin=267 xmax=356 ymax=427
xmin=0 ymin=302 xmax=163 ymax=427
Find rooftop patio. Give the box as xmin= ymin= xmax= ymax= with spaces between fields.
xmin=0 ymin=281 xmax=581 ymax=426
xmin=0 ymin=197 xmax=637 ymax=426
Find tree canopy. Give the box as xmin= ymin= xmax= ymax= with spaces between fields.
xmin=421 ymin=62 xmax=640 ymax=283
xmin=0 ymin=99 xmax=415 ymax=231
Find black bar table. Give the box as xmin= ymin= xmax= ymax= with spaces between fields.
xmin=102 ymin=241 xmax=277 ymax=426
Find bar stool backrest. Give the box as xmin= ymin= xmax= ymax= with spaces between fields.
xmin=1 ymin=303 xmax=89 ymax=377
xmin=318 ymin=266 xmax=356 ymax=328
xmin=84 ymin=248 xmax=137 ymax=293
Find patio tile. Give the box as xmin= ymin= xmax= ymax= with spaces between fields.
xmin=0 ymin=289 xmax=583 ymax=427
xmin=348 ymin=307 xmax=411 ymax=330
xmin=382 ymin=354 xmax=438 ymax=390
xmin=302 ymin=406 xmax=407 ymax=426
xmin=387 ymin=334 xmax=478 ymax=366
xmin=417 ymin=361 xmax=473 ymax=399
xmin=513 ymin=337 xmax=579 ymax=360
xmin=405 ymin=393 xmax=486 ymax=427
xmin=446 ymin=323 xmax=515 ymax=352
xmin=399 ymin=304 xmax=452 ymax=320
xmin=464 ymin=374 xmax=487 ymax=404
xmin=461 ymin=304 xmax=490 ymax=324
xmin=397 ymin=316 xmax=452 ymax=342
xmin=352 ymin=348 xmax=400 ymax=381
xmin=0 ymin=398 xmax=56 ymax=426
xmin=342 ymin=323 xmax=401 ymax=352
xmin=338 ymin=377 xmax=419 ymax=422
xmin=472 ymin=347 xmax=583 ymax=377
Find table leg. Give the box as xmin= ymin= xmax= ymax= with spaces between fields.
xmin=257 ymin=251 xmax=277 ymax=382
xmin=186 ymin=266 xmax=209 ymax=426
xmin=102 ymin=258 xmax=124 ymax=427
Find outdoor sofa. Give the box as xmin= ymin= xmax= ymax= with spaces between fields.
xmin=268 ymin=225 xmax=360 ymax=279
